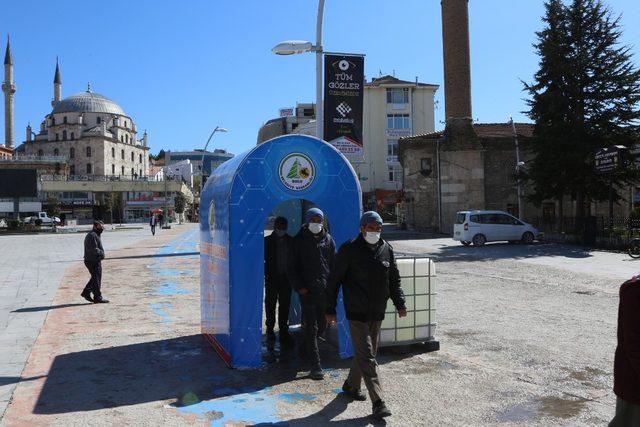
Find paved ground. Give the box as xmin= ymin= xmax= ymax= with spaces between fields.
xmin=1 ymin=226 xmax=632 ymax=425
xmin=0 ymin=225 xmax=155 ymax=418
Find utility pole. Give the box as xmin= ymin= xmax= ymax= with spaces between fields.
xmin=511 ymin=118 xmax=524 ymax=220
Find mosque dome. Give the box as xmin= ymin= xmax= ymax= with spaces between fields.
xmin=51 ymin=90 xmax=126 ymax=115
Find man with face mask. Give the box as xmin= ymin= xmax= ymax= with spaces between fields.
xmin=264 ymin=216 xmax=294 ymax=345
xmin=326 ymin=211 xmax=406 ymax=420
xmin=82 ymin=220 xmax=109 ymax=303
xmin=289 ymin=207 xmax=336 ymax=380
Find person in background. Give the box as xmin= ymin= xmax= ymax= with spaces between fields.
xmin=81 ymin=220 xmax=109 ymax=304
xmin=289 ymin=208 xmax=336 ymax=380
xmin=326 ymin=211 xmax=406 ymax=420
xmin=264 ymin=216 xmax=294 ymax=345
xmin=610 ymin=275 xmax=640 ymax=426
xmin=150 ymin=214 xmax=157 ymax=236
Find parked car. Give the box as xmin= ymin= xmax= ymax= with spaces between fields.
xmin=453 ymin=210 xmax=540 ymax=246
xmin=24 ymin=212 xmax=61 ymax=226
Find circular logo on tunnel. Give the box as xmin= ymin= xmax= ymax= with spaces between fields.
xmin=279 ymin=153 xmax=315 ymax=191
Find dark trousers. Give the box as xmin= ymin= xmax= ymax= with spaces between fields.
xmin=83 ymin=260 xmax=102 ymax=299
xmin=301 ymin=292 xmax=327 ymax=370
xmin=265 ymin=276 xmax=291 ymax=333
xmin=347 ymin=320 xmax=383 ymax=403
xmin=610 ymin=397 xmax=640 ymax=427
xmin=150 ymin=224 xmax=156 ymax=235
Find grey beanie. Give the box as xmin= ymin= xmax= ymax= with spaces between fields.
xmin=360 ymin=211 xmax=383 ymax=227
xmin=305 ymin=208 xmax=324 ymax=223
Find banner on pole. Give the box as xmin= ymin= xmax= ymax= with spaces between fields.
xmin=323 ymin=53 xmax=365 ymax=162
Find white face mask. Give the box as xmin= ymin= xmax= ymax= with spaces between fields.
xmin=308 ymin=223 xmax=323 ymax=234
xmin=364 ymin=231 xmax=381 ymax=245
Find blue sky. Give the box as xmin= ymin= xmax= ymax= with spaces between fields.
xmin=1 ymin=0 xmax=639 ymax=156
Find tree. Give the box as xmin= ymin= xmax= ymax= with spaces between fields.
xmin=154 ymin=149 xmax=166 ymax=161
xmin=524 ymin=0 xmax=640 ymax=219
xmin=45 ymin=196 xmax=61 ymax=219
xmin=103 ymin=192 xmax=121 ymax=224
xmin=174 ymin=192 xmax=187 ymax=215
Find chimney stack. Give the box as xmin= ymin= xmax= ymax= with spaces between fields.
xmin=441 ymin=0 xmax=478 ymax=148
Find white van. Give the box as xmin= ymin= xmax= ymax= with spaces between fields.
xmin=453 ymin=210 xmax=540 ymax=246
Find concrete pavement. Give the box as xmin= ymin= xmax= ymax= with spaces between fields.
xmin=0 ymin=225 xmax=156 ymax=418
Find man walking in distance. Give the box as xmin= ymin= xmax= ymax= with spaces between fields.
xmin=264 ymin=216 xmax=294 ymax=346
xmin=326 ymin=211 xmax=406 ymax=419
xmin=610 ymin=275 xmax=640 ymax=426
xmin=289 ymin=208 xmax=336 ymax=380
xmin=81 ymin=220 xmax=109 ymax=304
xmin=150 ymin=214 xmax=157 ymax=236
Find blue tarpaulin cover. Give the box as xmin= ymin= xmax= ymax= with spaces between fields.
xmin=200 ymin=135 xmax=362 ymax=368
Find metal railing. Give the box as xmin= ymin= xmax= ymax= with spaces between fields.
xmin=39 ymin=174 xmax=180 ymax=182
xmin=1 ymin=155 xmax=68 ymax=163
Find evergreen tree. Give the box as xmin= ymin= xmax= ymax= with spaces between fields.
xmin=524 ymin=0 xmax=640 ymax=218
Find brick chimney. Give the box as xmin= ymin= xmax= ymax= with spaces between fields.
xmin=441 ymin=0 xmax=479 ymax=149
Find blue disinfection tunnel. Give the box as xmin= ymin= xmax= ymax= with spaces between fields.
xmin=200 ymin=134 xmax=362 ymax=368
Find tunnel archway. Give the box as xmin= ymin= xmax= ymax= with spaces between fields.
xmin=200 ymin=135 xmax=362 ymax=368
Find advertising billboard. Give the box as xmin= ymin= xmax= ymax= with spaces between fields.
xmin=323 ymin=53 xmax=365 ymax=162
xmin=0 ymin=169 xmax=38 ymax=197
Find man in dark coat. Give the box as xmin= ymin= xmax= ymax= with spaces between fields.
xmin=610 ymin=275 xmax=640 ymax=426
xmin=326 ymin=211 xmax=406 ymax=420
xmin=82 ymin=220 xmax=109 ymax=303
xmin=289 ymin=208 xmax=336 ymax=380
xmin=264 ymin=216 xmax=294 ymax=344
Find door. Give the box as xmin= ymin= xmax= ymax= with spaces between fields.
xmin=496 ymin=214 xmax=525 ymax=240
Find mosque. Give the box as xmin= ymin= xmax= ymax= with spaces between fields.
xmin=3 ymin=38 xmax=149 ymax=178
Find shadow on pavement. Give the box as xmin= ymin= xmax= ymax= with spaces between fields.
xmin=0 ymin=375 xmax=47 ymax=386
xmin=287 ymin=395 xmax=386 ymax=426
xmin=106 ymin=251 xmax=200 ymax=260
xmin=33 ymin=334 xmax=429 ymax=415
xmin=11 ymin=303 xmax=92 ymax=313
xmin=396 ymin=241 xmax=594 ymax=263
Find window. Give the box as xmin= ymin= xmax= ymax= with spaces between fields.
xmin=120 ymin=135 xmax=123 ymax=142
xmin=470 ymin=214 xmax=480 ymax=223
xmin=70 ymin=132 xmax=74 ymax=140
xmin=51 ymin=116 xmax=56 ymax=125
xmin=131 ymin=152 xmax=134 ymax=162
xmin=387 ymin=140 xmax=398 ymax=156
xmin=542 ymin=202 xmax=556 ymax=222
xmin=86 ymin=163 xmax=92 ymax=174
xmin=70 ymin=147 xmax=75 ymax=158
xmin=53 ymin=148 xmax=59 ymax=156
xmin=388 ymin=165 xmax=400 ymax=182
xmin=112 ymin=147 xmax=115 ymax=158
xmin=121 ymin=165 xmax=125 ymax=175
xmin=55 ymin=133 xmax=59 ymax=141
xmin=63 ymin=116 xmax=68 ymax=124
xmin=131 ymin=168 xmax=134 ymax=176
xmin=86 ymin=146 xmax=92 ymax=157
xmin=96 ymin=116 xmax=101 ymax=124
xmin=139 ymin=154 xmax=142 ymax=163
xmin=420 ymin=158 xmax=432 ymax=175
xmin=139 ymin=169 xmax=142 ymax=177
xmin=62 ymin=130 xmax=67 ymax=140
xmin=386 ymin=114 xmax=410 ymax=129
xmin=386 ymin=88 xmax=409 ymax=104
xmin=124 ymin=120 xmax=128 ymax=128
xmin=455 ymin=213 xmax=467 ymax=224
xmin=70 ymin=165 xmax=75 ymax=175
xmin=112 ymin=164 xmax=115 ymax=175
xmin=38 ymin=149 xmax=43 ymax=156
xmin=121 ymin=149 xmax=125 ymax=160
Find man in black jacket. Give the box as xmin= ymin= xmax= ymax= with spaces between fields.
xmin=82 ymin=220 xmax=109 ymax=303
xmin=264 ymin=216 xmax=293 ymax=344
xmin=326 ymin=211 xmax=406 ymax=420
xmin=289 ymin=208 xmax=336 ymax=380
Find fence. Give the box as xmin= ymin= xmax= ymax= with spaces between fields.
xmin=530 ymin=216 xmax=640 ymax=249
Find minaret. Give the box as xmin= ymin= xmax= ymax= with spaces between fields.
xmin=2 ymin=36 xmax=16 ymax=148
xmin=52 ymin=57 xmax=62 ymax=108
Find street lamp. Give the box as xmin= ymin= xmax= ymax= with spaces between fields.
xmin=272 ymin=0 xmax=325 ymax=140
xmin=511 ymin=117 xmax=524 ymax=220
xmin=201 ymin=126 xmax=228 ymax=191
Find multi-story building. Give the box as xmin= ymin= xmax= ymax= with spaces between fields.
xmin=165 ymin=149 xmax=234 ymax=180
xmin=163 ymin=159 xmax=194 ymax=187
xmin=257 ymin=76 xmax=439 ymax=218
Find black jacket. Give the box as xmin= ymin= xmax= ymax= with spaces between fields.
xmin=264 ymin=231 xmax=293 ymax=281
xmin=288 ymin=225 xmax=336 ymax=294
xmin=326 ymin=235 xmax=406 ymax=322
xmin=84 ymin=230 xmax=105 ymax=262
xmin=614 ymin=276 xmax=640 ymax=405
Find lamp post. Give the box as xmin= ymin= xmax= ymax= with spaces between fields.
xmin=200 ymin=126 xmax=228 ymax=192
xmin=272 ymin=0 xmax=325 ymax=140
xmin=511 ymin=118 xmax=524 ymax=220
